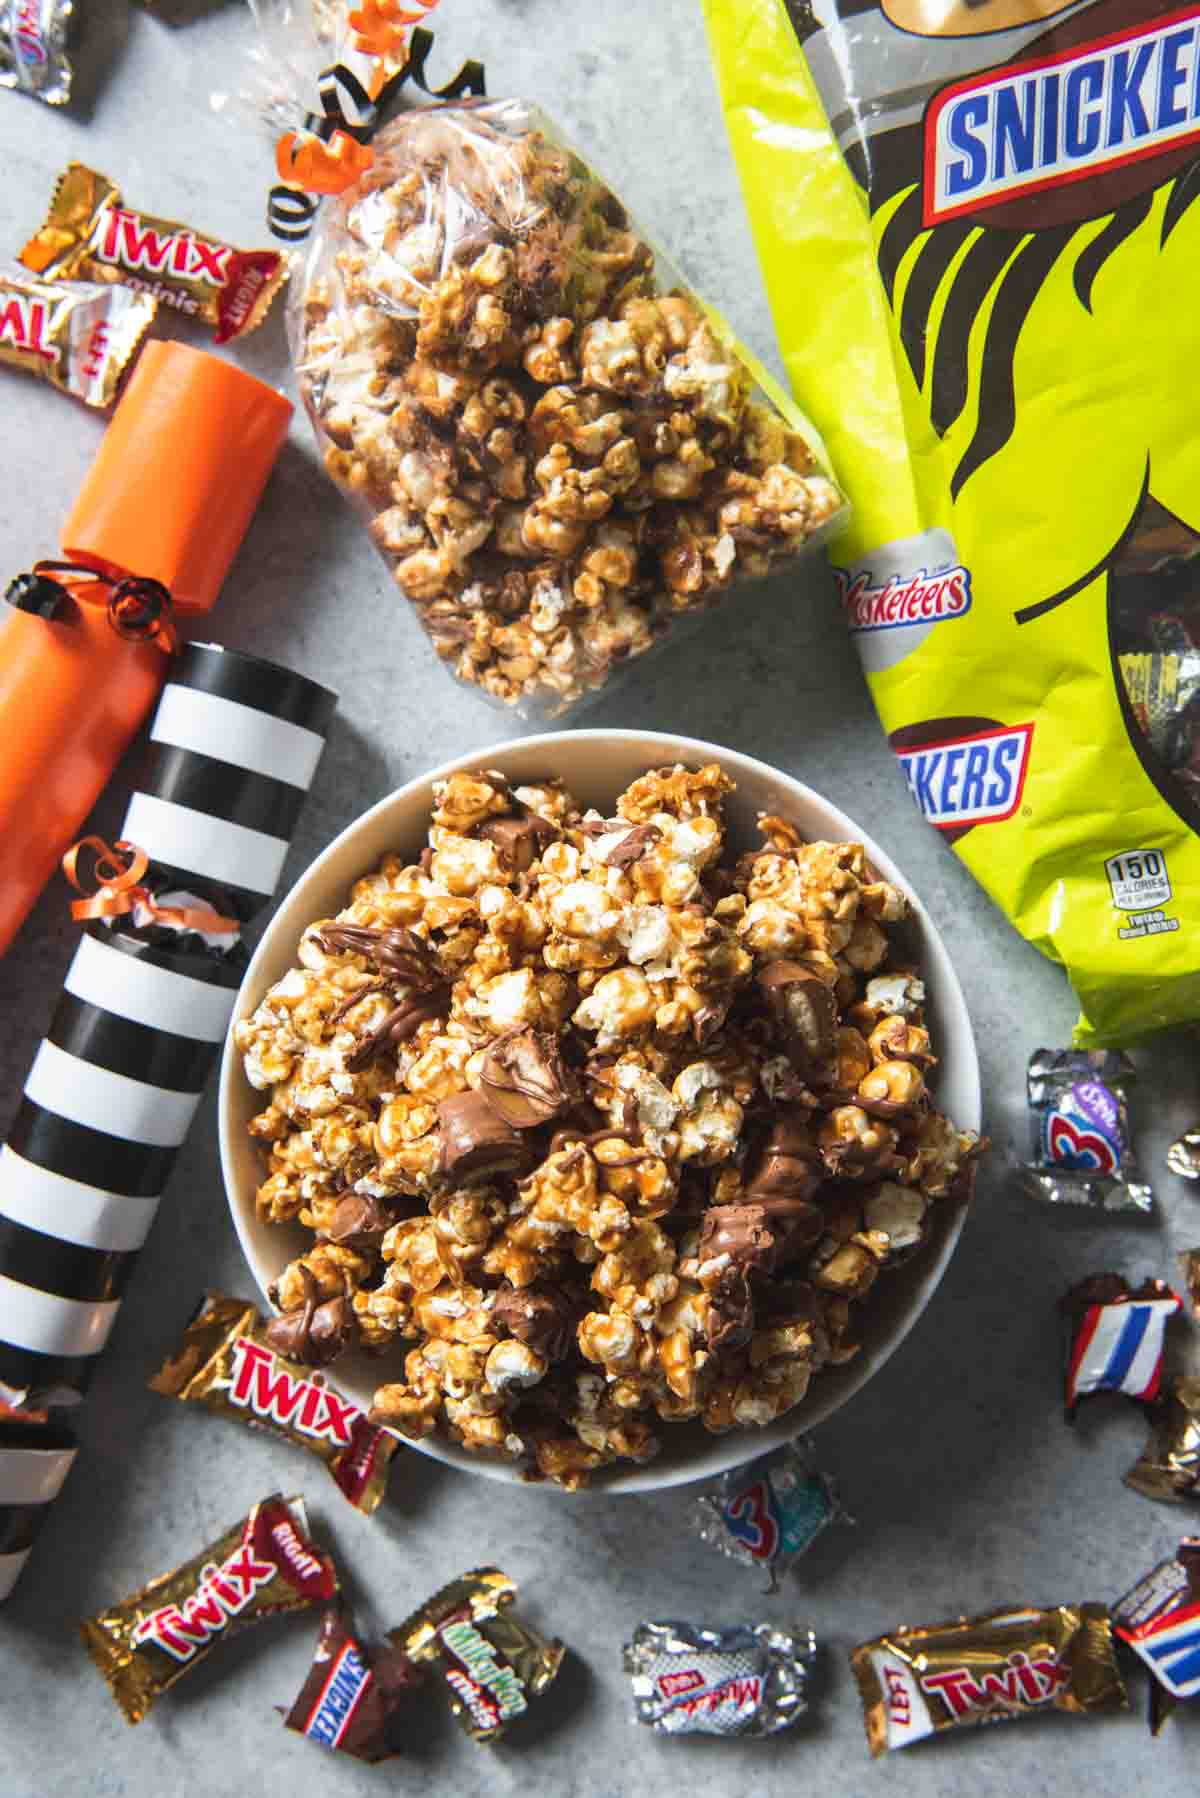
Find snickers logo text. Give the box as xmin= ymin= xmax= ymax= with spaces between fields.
xmin=894 ymin=721 xmax=1033 ymax=829
xmin=925 ymin=6 xmax=1200 ymax=224
xmin=229 ymin=1337 xmax=360 ymax=1447
xmin=837 ymin=564 xmax=971 ymax=633
xmin=91 ymin=205 xmax=233 ymax=283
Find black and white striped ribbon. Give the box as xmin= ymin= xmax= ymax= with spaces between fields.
xmin=0 ymin=1423 xmax=77 ymax=1602
xmin=0 ymin=645 xmax=335 ymax=1592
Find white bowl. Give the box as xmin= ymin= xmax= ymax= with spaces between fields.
xmin=220 ymin=730 xmax=980 ymax=1492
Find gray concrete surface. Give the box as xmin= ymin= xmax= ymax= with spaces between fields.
xmin=2 ymin=1 xmax=1198 ymax=1793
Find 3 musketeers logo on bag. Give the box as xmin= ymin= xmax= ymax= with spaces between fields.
xmin=836 ymin=564 xmax=972 ymax=633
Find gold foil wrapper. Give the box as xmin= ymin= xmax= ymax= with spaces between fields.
xmin=21 ymin=163 xmax=287 ymax=344
xmin=394 ymin=1567 xmax=564 ymax=1742
xmin=0 ymin=270 xmax=154 ymax=407
xmin=150 ymin=1294 xmax=398 ymax=1513
xmin=1125 ymin=1377 xmax=1200 ymax=1502
xmin=80 ymin=1494 xmax=338 ymax=1724
xmin=850 ymin=1603 xmax=1126 ymax=1756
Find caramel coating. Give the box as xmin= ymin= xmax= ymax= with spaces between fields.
xmin=295 ymin=101 xmax=843 ymax=716
xmin=239 ymin=763 xmax=981 ymax=1484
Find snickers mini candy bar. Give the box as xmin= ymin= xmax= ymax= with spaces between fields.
xmin=284 ymin=1603 xmax=422 ymax=1762
xmin=394 ymin=1566 xmax=563 ymax=1743
xmin=150 ymin=1294 xmax=400 ymax=1513
xmin=81 ymin=1493 xmax=338 ymax=1723
xmin=850 ymin=1604 xmax=1126 ymax=1755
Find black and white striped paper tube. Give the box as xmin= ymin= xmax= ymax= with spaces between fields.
xmin=0 ymin=645 xmax=335 ymax=1592
xmin=127 ymin=643 xmax=338 ymax=920
xmin=0 ymin=1420 xmax=77 ymax=1602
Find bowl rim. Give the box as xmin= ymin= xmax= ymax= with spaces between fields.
xmin=219 ymin=727 xmax=981 ymax=1493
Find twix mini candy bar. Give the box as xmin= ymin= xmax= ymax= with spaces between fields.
xmin=81 ymin=1493 xmax=337 ymax=1723
xmin=0 ymin=271 xmax=154 ymax=406
xmin=850 ymin=1604 xmax=1126 ymax=1756
xmin=394 ymin=1567 xmax=564 ymax=1743
xmin=150 ymin=1294 xmax=399 ymax=1514
xmin=21 ymin=164 xmax=287 ymax=344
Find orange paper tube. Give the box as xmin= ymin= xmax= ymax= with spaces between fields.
xmin=0 ymin=343 xmax=292 ymax=957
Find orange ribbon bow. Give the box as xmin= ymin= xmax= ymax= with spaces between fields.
xmin=62 ymin=837 xmax=239 ymax=935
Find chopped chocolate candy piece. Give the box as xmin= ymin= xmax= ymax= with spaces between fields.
xmin=324 ymin=1193 xmax=397 ymax=1251
xmin=745 ymin=1110 xmax=823 ymax=1202
xmin=478 ymin=812 xmax=558 ymax=872
xmin=284 ymin=1603 xmax=421 ymax=1761
xmin=266 ymin=1269 xmax=355 ymax=1368
xmin=346 ymin=991 xmax=450 ymax=1071
xmin=699 ymin=1197 xmax=822 ymax=1276
xmin=315 ymin=923 xmax=445 ymax=988
xmin=603 ymin=824 xmax=662 ymax=868
xmin=757 ymin=962 xmax=835 ymax=1063
xmin=437 ymin=1091 xmax=528 ymax=1180
xmin=479 ymin=1028 xmax=578 ymax=1128
xmin=492 ymin=1283 xmax=576 ymax=1363
xmin=707 ymin=1264 xmax=755 ymax=1353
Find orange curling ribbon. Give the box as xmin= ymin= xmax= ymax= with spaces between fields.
xmin=276 ymin=127 xmax=376 ymax=196
xmin=30 ymin=560 xmax=178 ymax=655
xmin=348 ymin=0 xmax=442 ymax=60
xmin=62 ymin=836 xmax=239 ymax=934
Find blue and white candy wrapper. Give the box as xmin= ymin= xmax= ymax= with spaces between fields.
xmin=1024 ymin=1048 xmax=1152 ymax=1213
xmin=691 ymin=1439 xmax=846 ymax=1593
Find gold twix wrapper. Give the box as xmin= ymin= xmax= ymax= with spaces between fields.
xmin=81 ymin=1494 xmax=338 ymax=1724
xmin=850 ymin=1604 xmax=1126 ymax=1756
xmin=149 ymin=1294 xmax=398 ymax=1513
xmin=395 ymin=1567 xmax=564 ymax=1742
xmin=0 ymin=271 xmax=155 ymax=406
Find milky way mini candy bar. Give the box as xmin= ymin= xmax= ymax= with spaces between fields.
xmin=81 ymin=1493 xmax=338 ymax=1723
xmin=22 ymin=164 xmax=286 ymax=343
xmin=150 ymin=1294 xmax=399 ymax=1514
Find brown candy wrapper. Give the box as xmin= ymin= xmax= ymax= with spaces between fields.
xmin=0 ymin=270 xmax=154 ymax=407
xmin=21 ymin=164 xmax=287 ymax=344
xmin=149 ymin=1294 xmax=398 ymax=1514
xmin=81 ymin=1493 xmax=337 ymax=1724
xmin=284 ymin=1602 xmax=422 ymax=1762
xmin=1125 ymin=1378 xmax=1200 ymax=1504
xmin=394 ymin=1567 xmax=564 ymax=1742
xmin=850 ymin=1604 xmax=1126 ymax=1756
xmin=1180 ymin=1250 xmax=1200 ymax=1318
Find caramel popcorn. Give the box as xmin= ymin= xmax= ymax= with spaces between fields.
xmin=290 ymin=100 xmax=844 ymax=719
xmin=240 ymin=764 xmax=981 ymax=1485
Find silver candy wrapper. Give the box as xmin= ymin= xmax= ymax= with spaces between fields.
xmin=1 ymin=0 xmax=74 ymax=105
xmin=1168 ymin=1131 xmax=1200 ymax=1180
xmin=623 ymin=1620 xmax=815 ymax=1737
xmin=691 ymin=1439 xmax=846 ymax=1593
xmin=1023 ymin=1049 xmax=1152 ymax=1213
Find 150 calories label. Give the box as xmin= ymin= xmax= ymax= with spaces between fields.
xmin=1105 ymin=848 xmax=1179 ymax=939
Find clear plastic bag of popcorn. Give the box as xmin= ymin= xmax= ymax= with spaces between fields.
xmin=288 ymin=97 xmax=848 ymax=719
